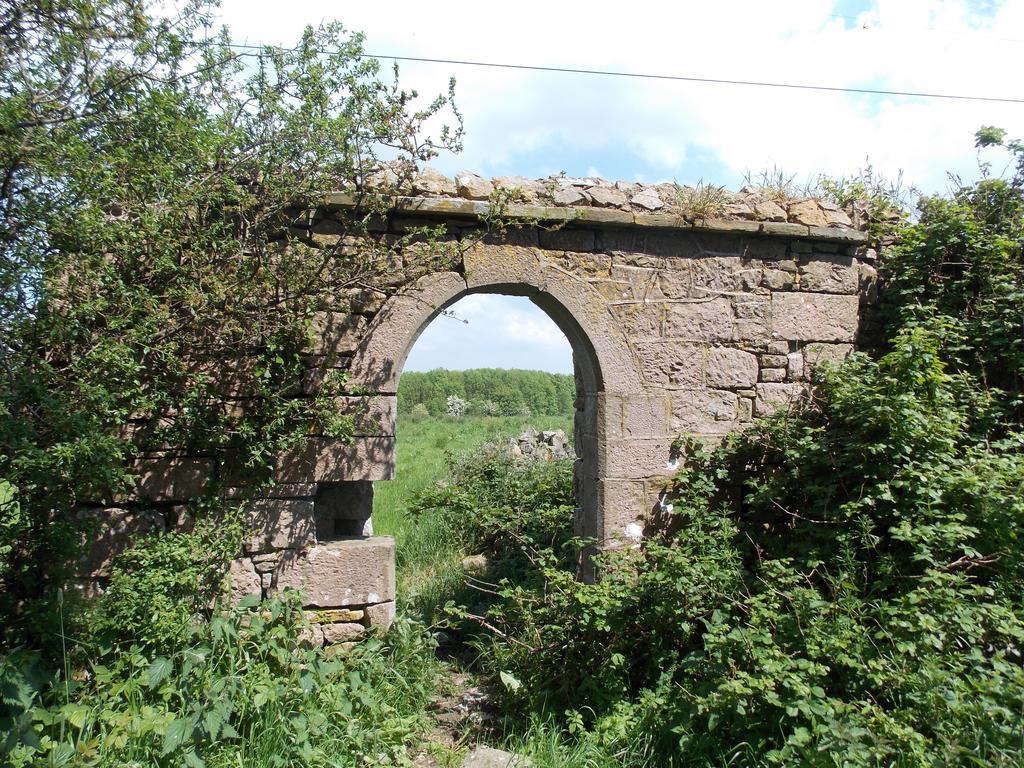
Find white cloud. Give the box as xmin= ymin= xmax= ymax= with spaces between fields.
xmin=404 ymin=294 xmax=573 ymax=373
xmin=213 ymin=0 xmax=1024 ymax=195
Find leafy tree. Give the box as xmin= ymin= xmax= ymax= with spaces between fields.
xmin=0 ymin=0 xmax=462 ymax=651
xmin=458 ymin=132 xmax=1024 ymax=766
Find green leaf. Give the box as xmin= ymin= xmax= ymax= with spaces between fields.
xmin=147 ymin=657 xmax=173 ymax=689
xmin=162 ymin=717 xmax=191 ymax=756
xmin=499 ymin=671 xmax=522 ymax=692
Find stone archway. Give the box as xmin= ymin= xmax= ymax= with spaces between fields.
xmin=345 ymin=240 xmax=649 ymax=548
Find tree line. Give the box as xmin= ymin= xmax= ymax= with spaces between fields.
xmin=399 ymin=368 xmax=576 ymax=417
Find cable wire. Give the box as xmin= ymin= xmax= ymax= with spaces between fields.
xmin=212 ymin=41 xmax=1024 ymax=105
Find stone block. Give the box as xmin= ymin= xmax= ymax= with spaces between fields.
xmin=609 ymin=264 xmax=664 ymax=301
xmin=308 ymin=608 xmax=365 ymax=623
xmin=605 ymin=438 xmax=676 ymax=480
xmin=664 ymin=299 xmax=734 ymax=341
xmin=322 ymin=622 xmax=365 ymax=644
xmin=609 ymin=302 xmax=663 ymax=337
xmin=754 ymin=383 xmax=805 ymax=416
xmin=558 ymin=251 xmax=611 ymax=277
xmin=803 ymin=342 xmax=854 ymax=375
xmin=244 ymin=498 xmax=316 ymax=554
xmin=690 ymin=257 xmax=741 ymax=297
xmin=656 ymin=265 xmax=692 ymax=299
xmin=76 ymin=507 xmax=165 ymax=578
xmin=671 ymin=389 xmax=739 ymax=433
xmin=364 ymin=601 xmax=396 ymax=631
xmin=799 ymin=257 xmax=858 ymax=294
xmin=273 ymin=537 xmax=395 ymax=607
xmin=762 ymin=268 xmax=796 ymax=290
xmin=787 ymin=352 xmax=805 ymax=381
xmin=633 ymin=341 xmax=704 ymax=387
xmin=706 ymin=347 xmax=758 ymax=388
xmin=276 ymin=437 xmax=395 ymax=483
xmin=226 ymin=557 xmax=262 ymax=603
xmin=327 ymin=395 xmax=396 ymax=437
xmin=309 ymin=312 xmax=368 ymax=356
xmin=759 ymin=367 xmax=787 ymax=383
xmin=619 ymin=393 xmax=672 ymax=438
xmin=771 ymin=293 xmax=858 ymax=342
xmin=598 ymin=479 xmax=648 ymax=539
xmin=136 ymin=457 xmax=212 ymax=502
xmin=539 ymin=228 xmax=595 ymax=252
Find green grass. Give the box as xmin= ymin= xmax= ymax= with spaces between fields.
xmin=373 ymin=414 xmax=573 ymax=619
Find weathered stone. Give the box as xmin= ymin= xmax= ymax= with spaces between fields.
xmin=787 ymin=352 xmax=805 ymax=381
xmin=634 ymin=341 xmax=704 ymax=387
xmin=609 ymin=302 xmax=662 ymax=337
xmin=760 ymin=354 xmax=789 ymax=368
xmin=462 ymin=746 xmax=531 ymax=768
xmin=299 ymin=623 xmax=324 ymax=648
xmin=825 ymin=208 xmax=853 ymax=227
xmin=706 ymin=347 xmax=758 ymax=388
xmin=787 ymin=200 xmax=830 ymax=228
xmin=244 ymin=498 xmax=315 ymax=554
xmin=455 ymin=172 xmax=494 ymax=200
xmin=664 ymin=299 xmax=734 ymax=341
xmin=412 ymin=167 xmax=457 ymax=196
xmin=328 ymin=395 xmax=397 ymax=437
xmin=559 ymin=251 xmax=611 ymax=276
xmin=753 ymin=200 xmax=787 ymax=222
xmin=493 ymin=176 xmax=544 ymax=200
xmin=759 ymin=367 xmax=786 ymax=383
xmin=690 ymin=257 xmax=741 ymax=297
xmin=754 ymin=383 xmax=805 ymax=416
xmin=321 ymin=622 xmax=365 ymax=644
xmin=308 ymin=608 xmax=365 ymax=623
xmin=587 ymin=186 xmax=628 ymax=208
xmin=553 ymin=187 xmax=586 ymax=206
xmin=77 ymin=508 xmax=165 ymax=577
xmin=671 ymin=389 xmax=739 ymax=433
xmin=309 ymin=312 xmax=368 ymax=356
xmin=273 ymin=537 xmax=395 ymax=607
xmin=276 ymin=437 xmax=396 ymax=483
xmin=799 ymin=258 xmax=858 ymax=294
xmin=803 ymin=342 xmax=854 ymax=376
xmin=771 ymin=293 xmax=859 ymax=342
xmin=762 ymin=268 xmax=795 ymax=290
xmin=630 ymin=190 xmax=665 ymax=211
xmin=618 ymin=393 xmax=673 ymax=438
xmin=136 ymin=457 xmax=212 ymax=502
xmin=598 ymin=479 xmax=649 ymax=539
xmin=226 ymin=557 xmax=262 ymax=603
xmin=363 ymin=600 xmax=396 ymax=630
xmin=539 ymin=228 xmax=595 ymax=251
xmin=605 ymin=438 xmax=675 ymax=479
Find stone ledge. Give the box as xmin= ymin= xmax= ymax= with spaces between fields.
xmin=322 ymin=193 xmax=870 ymax=243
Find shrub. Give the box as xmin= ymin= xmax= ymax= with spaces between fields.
xmin=1 ymin=594 xmax=439 ymax=767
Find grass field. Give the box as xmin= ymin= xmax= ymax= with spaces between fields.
xmin=372 ymin=414 xmax=573 ymax=619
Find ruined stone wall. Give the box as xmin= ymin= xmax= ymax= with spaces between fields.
xmin=78 ymin=171 xmax=875 ymax=647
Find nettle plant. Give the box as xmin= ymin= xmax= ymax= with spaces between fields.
xmin=0 ymin=0 xmax=464 ymax=651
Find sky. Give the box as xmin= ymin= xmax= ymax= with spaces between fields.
xmin=210 ymin=0 xmax=1024 ymax=374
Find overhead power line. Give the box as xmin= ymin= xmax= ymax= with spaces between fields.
xmin=214 ymin=41 xmax=1024 ymax=105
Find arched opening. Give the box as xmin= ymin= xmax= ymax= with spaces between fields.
xmin=367 ymin=283 xmax=604 ymax=551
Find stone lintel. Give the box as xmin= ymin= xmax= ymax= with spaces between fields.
xmin=320 ymin=194 xmax=869 ymax=243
